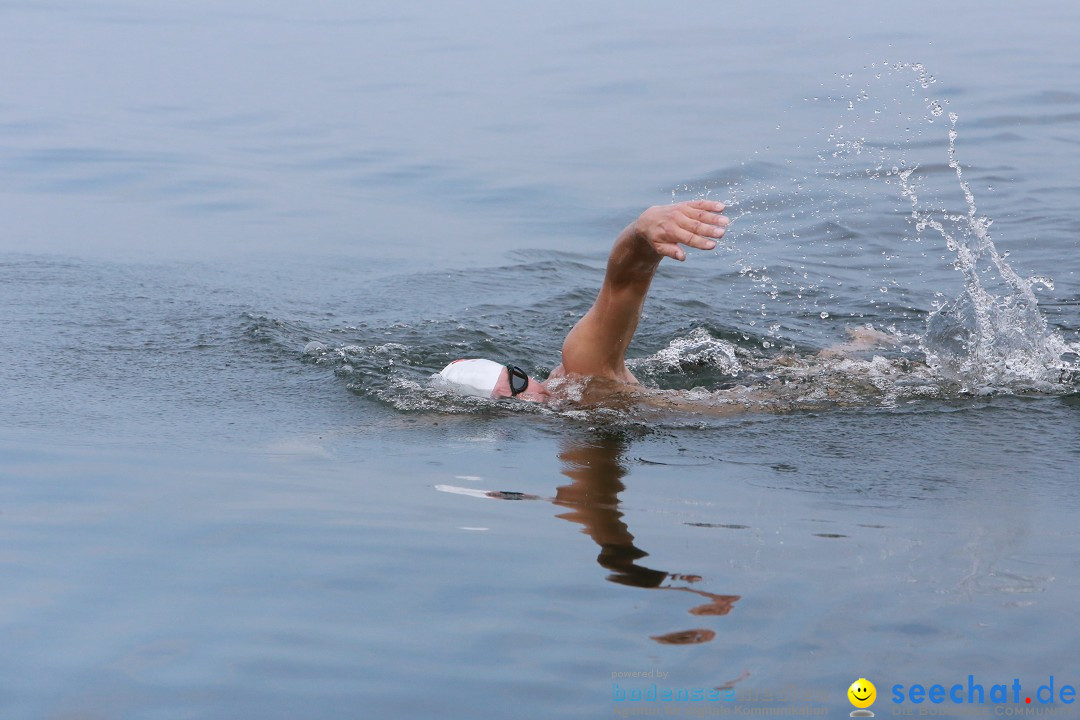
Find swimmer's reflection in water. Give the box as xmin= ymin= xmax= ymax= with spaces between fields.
xmin=554 ymin=433 xmax=739 ymax=645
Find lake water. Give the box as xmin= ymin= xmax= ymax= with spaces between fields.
xmin=2 ymin=1 xmax=1079 ymax=717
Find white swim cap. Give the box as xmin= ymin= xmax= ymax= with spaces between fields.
xmin=438 ymin=358 xmax=505 ymax=398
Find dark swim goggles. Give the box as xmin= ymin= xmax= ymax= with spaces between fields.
xmin=506 ymin=364 xmax=529 ymax=396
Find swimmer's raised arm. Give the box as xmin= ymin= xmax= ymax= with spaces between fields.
xmin=557 ymin=201 xmax=729 ymax=382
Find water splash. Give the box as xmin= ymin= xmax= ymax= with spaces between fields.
xmin=676 ymin=62 xmax=1079 ymax=396
xmin=628 ymin=327 xmax=743 ymax=378
xmin=850 ymin=63 xmax=1080 ymax=392
xmin=893 ymin=111 xmax=1079 ymax=392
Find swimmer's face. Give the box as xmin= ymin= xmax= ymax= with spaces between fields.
xmin=492 ymin=368 xmax=550 ymax=402
xmin=847 ymin=679 xmax=876 ymax=709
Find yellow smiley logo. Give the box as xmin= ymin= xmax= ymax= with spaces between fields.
xmin=847 ymin=678 xmax=876 ymax=709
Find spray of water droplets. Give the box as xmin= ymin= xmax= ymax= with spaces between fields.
xmin=668 ymin=61 xmax=1079 ymax=395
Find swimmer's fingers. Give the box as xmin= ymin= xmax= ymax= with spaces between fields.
xmin=683 ymin=199 xmax=726 ymax=214
xmin=673 ymin=207 xmax=728 ymax=240
xmin=687 ymin=209 xmax=729 ymax=229
xmin=658 ymin=226 xmax=714 ymax=261
xmin=683 ymin=203 xmax=729 ymax=227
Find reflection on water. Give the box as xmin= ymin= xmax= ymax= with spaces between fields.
xmin=550 ymin=434 xmax=743 ymax=644
xmin=437 ymin=431 xmax=744 ymax=646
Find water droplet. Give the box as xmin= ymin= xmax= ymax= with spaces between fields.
xmin=820 ymin=311 xmax=830 ymax=319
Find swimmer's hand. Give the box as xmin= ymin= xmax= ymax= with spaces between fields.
xmin=633 ymin=200 xmax=729 ymax=262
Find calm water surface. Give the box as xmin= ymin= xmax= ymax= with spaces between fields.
xmin=2 ymin=1 xmax=1079 ymax=718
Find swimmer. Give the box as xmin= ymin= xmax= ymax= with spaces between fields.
xmin=438 ymin=201 xmax=730 ymax=402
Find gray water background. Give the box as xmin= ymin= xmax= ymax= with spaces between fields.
xmin=2 ymin=1 xmax=1080 ymax=717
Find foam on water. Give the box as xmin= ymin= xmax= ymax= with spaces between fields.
xmin=628 ymin=327 xmax=743 ymax=378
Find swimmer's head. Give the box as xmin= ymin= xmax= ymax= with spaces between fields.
xmin=437 ymin=358 xmax=550 ymax=402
